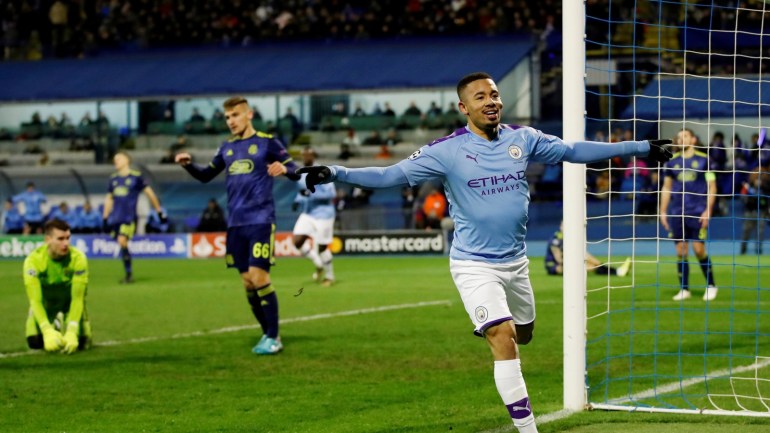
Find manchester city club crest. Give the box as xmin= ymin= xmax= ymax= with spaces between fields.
xmin=475 ymin=306 xmax=489 ymax=323
xmin=508 ymin=144 xmax=523 ymax=160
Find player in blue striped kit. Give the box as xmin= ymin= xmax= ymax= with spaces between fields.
xmin=298 ymin=72 xmax=672 ymax=432
xmin=175 ymin=96 xmax=300 ymax=355
xmin=292 ymin=147 xmax=336 ymax=286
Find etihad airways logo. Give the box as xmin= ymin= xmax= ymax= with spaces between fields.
xmin=467 ymin=171 xmax=526 ymax=188
xmin=468 ymin=171 xmax=526 ymax=196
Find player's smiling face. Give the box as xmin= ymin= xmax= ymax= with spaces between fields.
xmin=459 ymin=78 xmax=503 ymax=139
xmin=225 ymin=103 xmax=253 ymax=137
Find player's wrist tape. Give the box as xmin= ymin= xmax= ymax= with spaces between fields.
xmin=66 ymin=321 xmax=79 ymax=334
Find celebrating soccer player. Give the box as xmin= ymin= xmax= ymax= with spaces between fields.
xmin=23 ymin=219 xmax=91 ymax=354
xmin=103 ymin=151 xmax=166 ymax=284
xmin=298 ymin=72 xmax=673 ymax=432
xmin=660 ymin=128 xmax=718 ymax=301
xmin=175 ymin=96 xmax=300 ymax=355
xmin=292 ymin=147 xmax=336 ymax=287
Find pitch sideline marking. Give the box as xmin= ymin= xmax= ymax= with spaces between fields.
xmin=0 ymin=300 xmax=452 ymax=359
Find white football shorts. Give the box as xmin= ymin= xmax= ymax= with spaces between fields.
xmin=292 ymin=213 xmax=335 ymax=245
xmin=449 ymin=256 xmax=535 ymax=336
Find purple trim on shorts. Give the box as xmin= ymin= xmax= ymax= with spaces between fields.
xmin=473 ymin=316 xmax=513 ymax=337
xmin=506 ymin=397 xmax=532 ymax=419
xmin=428 ymin=127 xmax=470 ymax=146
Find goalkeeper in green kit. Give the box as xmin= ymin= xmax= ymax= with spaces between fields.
xmin=23 ymin=219 xmax=91 ymax=354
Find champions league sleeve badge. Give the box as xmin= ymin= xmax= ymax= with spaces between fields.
xmin=408 ymin=149 xmax=423 ymax=160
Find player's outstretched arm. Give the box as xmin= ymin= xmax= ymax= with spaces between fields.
xmin=297 ymin=165 xmax=408 ymax=192
xmin=562 ymin=139 xmax=673 ymax=164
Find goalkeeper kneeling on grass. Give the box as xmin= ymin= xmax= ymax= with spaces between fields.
xmin=23 ymin=219 xmax=91 ymax=354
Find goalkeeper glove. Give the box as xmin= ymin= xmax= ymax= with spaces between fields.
xmin=61 ymin=322 xmax=80 ymax=354
xmin=647 ymin=139 xmax=674 ymax=163
xmin=296 ymin=166 xmax=333 ymax=193
xmin=158 ymin=210 xmax=168 ymax=224
xmin=39 ymin=322 xmax=64 ymax=352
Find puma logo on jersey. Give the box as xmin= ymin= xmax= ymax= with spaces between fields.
xmin=465 ymin=153 xmax=479 ymax=163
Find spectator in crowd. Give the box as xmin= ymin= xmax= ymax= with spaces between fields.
xmin=189 ymin=107 xmax=206 ymax=123
xmin=383 ymin=129 xmax=402 ymax=146
xmin=252 ymin=106 xmax=263 ymax=121
xmin=22 ymin=219 xmax=91 ymax=354
xmin=211 ymin=108 xmax=225 ymax=123
xmin=619 ymin=158 xmax=650 ymax=199
xmin=79 ymin=112 xmax=93 ymax=128
xmin=709 ymin=131 xmax=730 ymax=215
xmin=417 ymin=184 xmax=447 ymax=230
xmin=13 ymin=181 xmax=47 ymax=234
xmin=76 ymin=202 xmax=102 ymax=234
xmin=170 ymin=134 xmax=188 ymax=152
xmin=362 ymin=130 xmax=383 ymax=146
xmin=382 ymin=102 xmax=396 ymax=117
xmin=30 ymin=111 xmax=43 ymax=126
xmin=739 ymin=162 xmax=770 ymax=255
xmin=282 ymin=107 xmax=301 ymax=144
xmin=48 ymin=202 xmax=79 ymax=230
xmin=146 ymin=207 xmax=171 ymax=233
xmin=403 ymin=101 xmax=422 ymax=116
xmin=352 ymin=102 xmax=366 ymax=117
xmin=375 ymin=145 xmax=392 ymax=159
xmin=197 ymin=198 xmax=227 ymax=232
xmin=427 ymin=101 xmax=443 ymax=118
xmin=401 ymin=186 xmax=416 ymax=228
xmin=2 ymin=198 xmax=24 ymax=234
xmin=337 ymin=143 xmax=355 ymax=161
xmin=342 ymin=127 xmax=361 ymax=148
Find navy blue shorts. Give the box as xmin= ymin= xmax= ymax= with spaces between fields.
xmin=667 ymin=216 xmax=707 ymax=242
xmin=545 ymin=261 xmax=559 ymax=275
xmin=226 ymin=224 xmax=275 ymax=273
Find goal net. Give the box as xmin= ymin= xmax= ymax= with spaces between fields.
xmin=563 ymin=0 xmax=770 ymax=416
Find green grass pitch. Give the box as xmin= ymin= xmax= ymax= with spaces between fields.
xmin=0 ymin=256 xmax=768 ymax=432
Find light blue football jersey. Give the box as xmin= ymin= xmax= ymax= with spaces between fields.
xmin=296 ymin=174 xmax=336 ymax=220
xmin=395 ymin=125 xmax=569 ymax=262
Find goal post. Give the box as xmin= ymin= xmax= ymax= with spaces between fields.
xmin=562 ymin=0 xmax=770 ymax=417
xmin=562 ymin=0 xmax=588 ymax=412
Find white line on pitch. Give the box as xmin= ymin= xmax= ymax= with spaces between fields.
xmin=603 ymin=356 xmax=770 ymax=405
xmin=0 ymin=300 xmax=452 ymax=359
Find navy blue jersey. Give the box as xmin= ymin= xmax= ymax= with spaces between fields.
xmin=663 ymin=150 xmax=715 ymax=216
xmin=544 ymin=229 xmax=562 ymax=265
xmin=206 ymin=132 xmax=293 ymax=227
xmin=107 ymin=170 xmax=148 ymax=224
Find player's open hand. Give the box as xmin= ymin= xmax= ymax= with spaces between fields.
xmin=647 ymin=139 xmax=673 ymax=163
xmin=174 ymin=152 xmax=192 ymax=165
xmin=296 ymin=166 xmax=332 ymax=193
